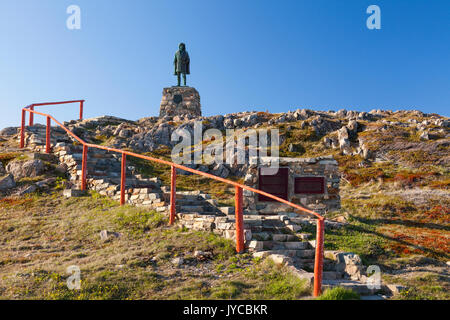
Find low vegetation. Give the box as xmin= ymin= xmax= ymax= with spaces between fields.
xmin=0 ymin=190 xmax=310 ymax=300
xmin=316 ymin=287 xmax=360 ymax=300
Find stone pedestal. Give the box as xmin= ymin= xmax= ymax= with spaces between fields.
xmin=159 ymin=86 xmax=201 ymax=118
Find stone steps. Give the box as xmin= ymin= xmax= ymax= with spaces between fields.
xmin=293 ymin=258 xmax=339 ymax=272
xmin=174 ymin=205 xmax=205 ymax=212
xmin=247 ymin=240 xmax=311 ymax=251
xmin=247 ymin=225 xmax=290 ymax=233
xmin=251 ymin=233 xmax=300 ymax=241
xmin=252 ymin=249 xmax=316 ymax=259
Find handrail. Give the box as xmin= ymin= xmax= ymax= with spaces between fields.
xmin=20 ymin=100 xmax=325 ymax=296
xmin=25 ymin=100 xmax=84 ymax=127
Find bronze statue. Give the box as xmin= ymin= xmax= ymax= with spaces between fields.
xmin=174 ymin=43 xmax=190 ymax=86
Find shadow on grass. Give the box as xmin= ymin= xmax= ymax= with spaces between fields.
xmin=342 ymin=216 xmax=450 ymax=260
xmin=354 ymin=216 xmax=450 ymax=232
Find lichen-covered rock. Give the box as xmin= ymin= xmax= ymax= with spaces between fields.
xmin=337 ymin=127 xmax=351 ymax=153
xmin=15 ymin=184 xmax=37 ymax=195
xmin=311 ymin=117 xmax=342 ymax=136
xmin=0 ymin=127 xmax=18 ymax=136
xmin=6 ymin=159 xmax=45 ymax=180
xmin=211 ymin=163 xmax=230 ymax=178
xmin=420 ymin=131 xmax=430 ymax=140
xmin=347 ymin=120 xmax=359 ymax=135
xmin=0 ymin=174 xmax=15 ymax=191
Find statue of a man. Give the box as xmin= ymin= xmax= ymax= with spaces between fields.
xmin=174 ymin=42 xmax=190 ymax=86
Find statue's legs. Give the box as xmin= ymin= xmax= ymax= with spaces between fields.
xmin=177 ymin=73 xmax=181 ymax=86
xmin=183 ymin=73 xmax=186 ymax=86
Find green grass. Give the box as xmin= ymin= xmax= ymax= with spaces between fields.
xmin=316 ymin=287 xmax=360 ymax=300
xmin=169 ymin=260 xmax=310 ymax=300
xmin=0 ymin=189 xmax=312 ymax=300
xmin=385 ymin=273 xmax=450 ymax=300
xmin=114 ymin=207 xmax=166 ymax=235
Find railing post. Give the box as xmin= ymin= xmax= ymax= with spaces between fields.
xmin=20 ymin=109 xmax=26 ymax=148
xmin=45 ymin=116 xmax=51 ymax=154
xmin=29 ymin=106 xmax=34 ymax=126
xmin=81 ymin=145 xmax=88 ymax=190
xmin=169 ymin=165 xmax=177 ymax=225
xmin=234 ymin=186 xmax=244 ymax=253
xmin=79 ymin=101 xmax=84 ymax=120
xmin=313 ymin=218 xmax=325 ymax=297
xmin=120 ymin=153 xmax=126 ymax=205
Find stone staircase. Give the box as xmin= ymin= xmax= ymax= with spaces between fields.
xmin=247 ymin=216 xmax=337 ymax=278
xmin=20 ymin=123 xmax=390 ymax=298
xmin=248 ymin=215 xmax=390 ymax=298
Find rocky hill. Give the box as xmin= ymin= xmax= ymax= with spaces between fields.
xmin=0 ymin=107 xmax=448 ymax=300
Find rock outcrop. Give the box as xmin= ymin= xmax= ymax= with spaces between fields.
xmin=0 ymin=174 xmax=15 ymax=191
xmin=6 ymin=159 xmax=44 ymax=180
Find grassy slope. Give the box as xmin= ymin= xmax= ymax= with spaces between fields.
xmin=0 ymin=190 xmax=309 ymax=300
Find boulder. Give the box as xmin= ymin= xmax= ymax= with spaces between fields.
xmin=336 ymin=109 xmax=347 ymax=118
xmin=419 ymin=131 xmax=430 ymax=141
xmin=99 ymin=230 xmax=121 ymax=241
xmin=298 ymin=109 xmax=315 ymax=119
xmin=337 ymin=127 xmax=351 ymax=151
xmin=171 ymin=257 xmax=184 ymax=266
xmin=35 ymin=177 xmax=57 ymax=188
xmin=385 ymin=284 xmax=408 ymax=295
xmin=55 ymin=163 xmax=68 ymax=174
xmin=233 ymin=118 xmax=242 ymax=127
xmin=6 ymin=159 xmax=45 ymax=180
xmin=0 ymin=174 xmax=15 ymax=191
xmin=357 ymin=112 xmax=369 ymax=120
xmin=209 ymin=115 xmax=225 ymax=130
xmin=63 ymin=189 xmax=86 ymax=198
xmin=323 ymin=137 xmax=332 ymax=148
xmin=223 ymin=118 xmax=234 ymax=129
xmin=347 ymin=120 xmax=358 ymax=135
xmin=153 ymin=124 xmax=171 ymax=146
xmin=242 ymin=113 xmax=260 ymax=126
xmin=194 ymin=250 xmax=213 ymax=261
xmin=267 ymin=254 xmax=292 ymax=266
xmin=0 ymin=127 xmax=18 ymax=136
xmin=118 ymin=129 xmax=131 ymax=138
xmin=16 ymin=184 xmax=37 ymax=195
xmin=361 ymin=144 xmax=372 ymax=160
xmin=211 ymin=163 xmax=230 ymax=178
xmin=333 ymin=252 xmax=364 ymax=280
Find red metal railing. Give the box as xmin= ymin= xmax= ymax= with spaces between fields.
xmin=20 ymin=100 xmax=326 ymax=297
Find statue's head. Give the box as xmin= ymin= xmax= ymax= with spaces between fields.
xmin=179 ymin=43 xmax=186 ymax=51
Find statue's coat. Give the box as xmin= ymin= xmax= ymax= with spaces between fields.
xmin=174 ymin=49 xmax=190 ymax=75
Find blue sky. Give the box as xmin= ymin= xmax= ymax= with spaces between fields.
xmin=0 ymin=0 xmax=449 ymax=129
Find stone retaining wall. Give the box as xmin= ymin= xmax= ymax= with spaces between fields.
xmin=243 ymin=156 xmax=341 ymax=215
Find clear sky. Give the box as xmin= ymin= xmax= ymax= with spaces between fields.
xmin=0 ymin=0 xmax=449 ymax=129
